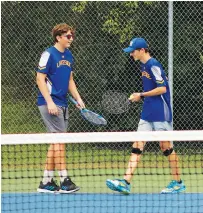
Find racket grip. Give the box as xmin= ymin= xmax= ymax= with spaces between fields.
xmin=69 ymin=96 xmax=78 ymax=105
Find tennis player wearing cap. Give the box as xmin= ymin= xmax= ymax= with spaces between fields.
xmin=106 ymin=38 xmax=186 ymax=194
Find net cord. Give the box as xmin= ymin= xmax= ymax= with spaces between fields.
xmin=1 ymin=130 xmax=203 ymax=145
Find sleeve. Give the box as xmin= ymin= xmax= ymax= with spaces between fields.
xmin=151 ymin=65 xmax=166 ymax=87
xmin=37 ymin=51 xmax=51 ymax=74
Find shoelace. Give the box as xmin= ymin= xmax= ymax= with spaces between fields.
xmin=65 ymin=177 xmax=74 ymax=183
xmin=51 ymin=179 xmax=59 ymax=187
xmin=167 ymin=180 xmax=176 ymax=188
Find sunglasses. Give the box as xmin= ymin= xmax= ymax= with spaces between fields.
xmin=63 ymin=34 xmax=74 ymax=40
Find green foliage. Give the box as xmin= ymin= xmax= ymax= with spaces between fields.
xmin=70 ymin=1 xmax=156 ymax=43
xmin=102 ymin=2 xmax=139 ymax=43
xmin=71 ymin=1 xmax=88 ymax=12
xmin=200 ymin=53 xmax=203 ymax=63
xmin=2 ymin=102 xmax=45 ymax=133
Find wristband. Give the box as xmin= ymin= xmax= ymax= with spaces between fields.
xmin=140 ymin=93 xmax=144 ymax=99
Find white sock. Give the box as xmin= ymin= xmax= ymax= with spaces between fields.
xmin=58 ymin=170 xmax=68 ymax=182
xmin=42 ymin=170 xmax=54 ymax=184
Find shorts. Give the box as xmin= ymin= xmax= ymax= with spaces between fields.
xmin=137 ymin=119 xmax=173 ymax=145
xmin=137 ymin=119 xmax=172 ymax=131
xmin=38 ymin=105 xmax=68 ymax=133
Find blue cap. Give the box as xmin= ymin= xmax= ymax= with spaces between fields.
xmin=123 ymin=38 xmax=148 ymax=53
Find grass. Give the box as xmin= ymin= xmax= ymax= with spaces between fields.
xmin=2 ymin=101 xmax=45 ymax=133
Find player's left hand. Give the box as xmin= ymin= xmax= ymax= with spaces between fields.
xmin=76 ymin=98 xmax=85 ymax=109
xmin=129 ymin=93 xmax=141 ymax=102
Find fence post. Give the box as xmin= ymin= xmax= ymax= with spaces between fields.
xmin=168 ymin=1 xmax=173 ymax=128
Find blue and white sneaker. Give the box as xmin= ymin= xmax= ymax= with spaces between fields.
xmin=37 ymin=178 xmax=60 ymax=193
xmin=106 ymin=179 xmax=131 ymax=195
xmin=59 ymin=177 xmax=80 ymax=194
xmin=161 ymin=180 xmax=186 ymax=194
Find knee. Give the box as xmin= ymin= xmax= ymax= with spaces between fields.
xmin=131 ymin=148 xmax=142 ymax=154
xmin=131 ymin=141 xmax=145 ymax=155
xmin=163 ymin=148 xmax=174 ymax=156
xmin=131 ymin=148 xmax=143 ymax=155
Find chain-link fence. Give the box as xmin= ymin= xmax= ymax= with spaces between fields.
xmin=1 ymin=3 xmax=203 ymax=203
xmin=1 ymin=1 xmax=203 ymax=134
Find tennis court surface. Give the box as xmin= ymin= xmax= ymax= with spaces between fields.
xmin=1 ymin=131 xmax=203 ymax=213
xmin=2 ymin=193 xmax=203 ymax=213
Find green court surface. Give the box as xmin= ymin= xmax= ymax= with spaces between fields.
xmin=2 ymin=144 xmax=203 ymax=193
xmin=2 ymin=167 xmax=203 ymax=193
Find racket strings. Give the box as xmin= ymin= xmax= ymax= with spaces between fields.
xmin=82 ymin=110 xmax=107 ymax=125
xmin=102 ymin=92 xmax=131 ymax=114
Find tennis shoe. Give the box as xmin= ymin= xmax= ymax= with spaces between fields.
xmin=59 ymin=177 xmax=80 ymax=193
xmin=161 ymin=180 xmax=186 ymax=194
xmin=37 ymin=178 xmax=60 ymax=193
xmin=106 ymin=179 xmax=131 ymax=195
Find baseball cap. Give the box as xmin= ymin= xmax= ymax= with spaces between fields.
xmin=123 ymin=38 xmax=148 ymax=53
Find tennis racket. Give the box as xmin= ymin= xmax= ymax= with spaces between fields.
xmin=69 ymin=96 xmax=107 ymax=126
xmin=101 ymin=91 xmax=139 ymax=114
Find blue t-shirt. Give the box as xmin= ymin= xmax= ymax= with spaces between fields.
xmin=37 ymin=46 xmax=74 ymax=107
xmin=140 ymin=58 xmax=172 ymax=122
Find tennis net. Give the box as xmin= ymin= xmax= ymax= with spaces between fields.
xmin=1 ymin=131 xmax=203 ymax=213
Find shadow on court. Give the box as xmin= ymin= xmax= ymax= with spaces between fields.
xmin=2 ymin=193 xmax=203 ymax=213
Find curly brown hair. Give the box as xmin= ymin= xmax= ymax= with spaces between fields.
xmin=52 ymin=23 xmax=75 ymax=43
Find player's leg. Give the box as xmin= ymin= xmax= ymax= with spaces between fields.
xmin=37 ymin=105 xmax=64 ymax=193
xmin=124 ymin=140 xmax=146 ymax=183
xmin=106 ymin=119 xmax=152 ymax=194
xmin=160 ymin=140 xmax=186 ymax=193
xmin=55 ymin=107 xmax=79 ymax=193
xmin=37 ymin=105 xmax=79 ymax=193
xmin=153 ymin=121 xmax=186 ymax=193
xmin=53 ymin=143 xmax=66 ymax=176
xmin=44 ymin=144 xmax=55 ymax=184
xmin=45 ymin=145 xmax=54 ymax=171
xmin=160 ymin=141 xmax=180 ymax=181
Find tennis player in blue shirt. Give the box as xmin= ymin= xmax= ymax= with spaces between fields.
xmin=36 ymin=23 xmax=85 ymax=193
xmin=106 ymin=38 xmax=186 ymax=194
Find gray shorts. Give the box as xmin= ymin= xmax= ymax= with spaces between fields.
xmin=137 ymin=119 xmax=172 ymax=131
xmin=38 ymin=105 xmax=68 ymax=133
xmin=137 ymin=119 xmax=173 ymax=145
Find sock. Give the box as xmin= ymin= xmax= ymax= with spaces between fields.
xmin=58 ymin=170 xmax=68 ymax=182
xmin=124 ymin=179 xmax=130 ymax=185
xmin=42 ymin=170 xmax=54 ymax=184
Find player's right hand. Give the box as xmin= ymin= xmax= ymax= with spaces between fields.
xmin=76 ymin=98 xmax=86 ymax=110
xmin=47 ymin=101 xmax=59 ymax=115
xmin=129 ymin=93 xmax=141 ymax=102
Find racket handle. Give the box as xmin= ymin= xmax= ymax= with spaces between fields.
xmin=69 ymin=96 xmax=78 ymax=105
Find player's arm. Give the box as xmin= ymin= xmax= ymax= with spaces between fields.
xmin=140 ymin=86 xmax=166 ymax=97
xmin=130 ymin=87 xmax=166 ymax=102
xmin=130 ymin=65 xmax=166 ymax=102
xmin=36 ymin=73 xmax=58 ymax=115
xmin=36 ymin=51 xmax=58 ymax=115
xmin=141 ymin=65 xmax=167 ymax=97
xmin=68 ymin=72 xmax=85 ymax=108
xmin=36 ymin=72 xmax=53 ymax=104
